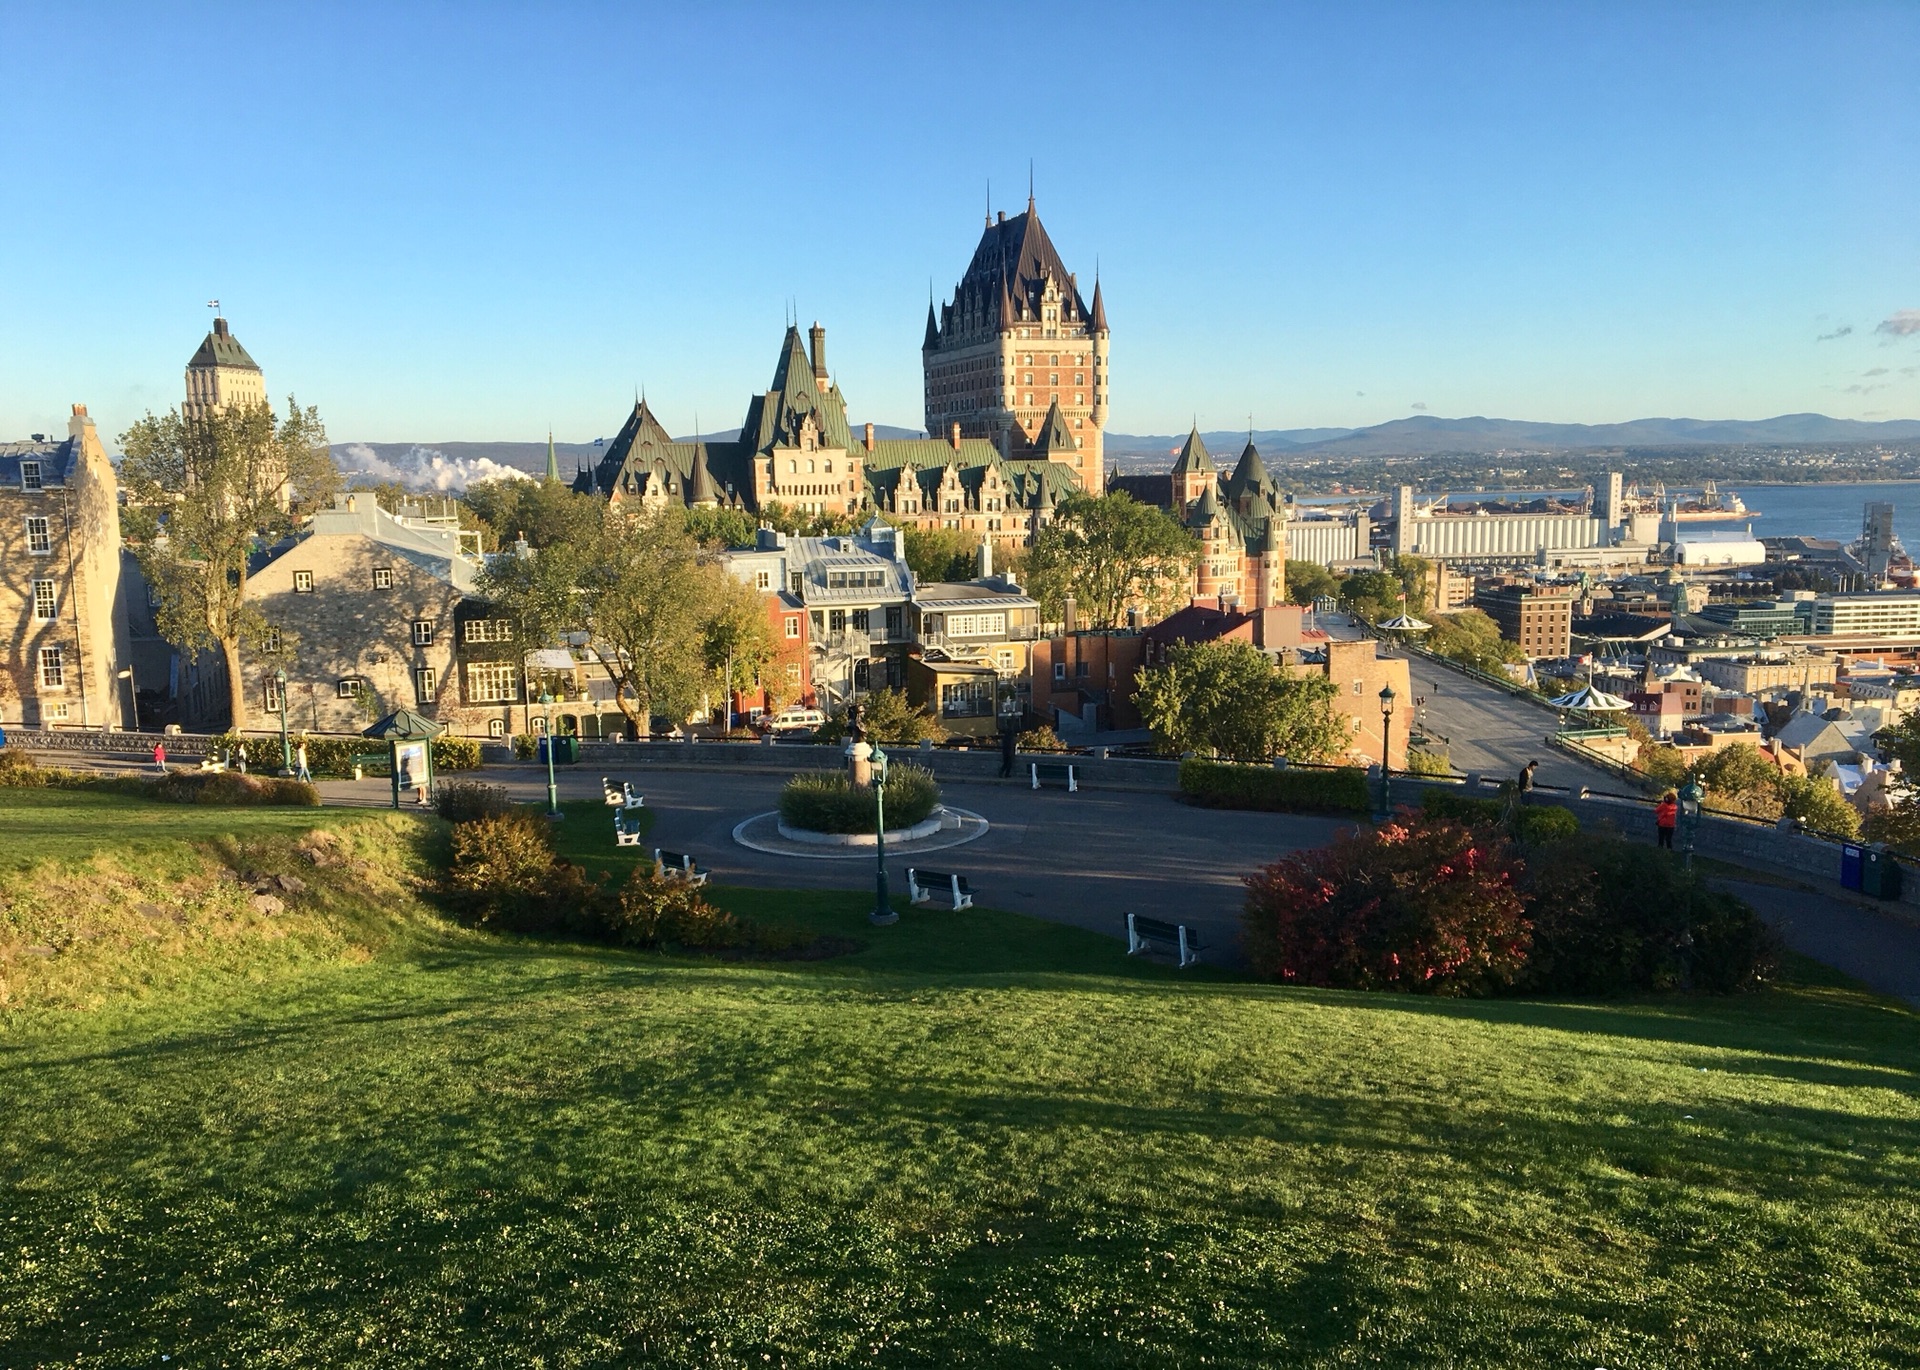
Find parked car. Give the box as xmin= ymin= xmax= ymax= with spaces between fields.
xmin=763 ymin=707 xmax=826 ymax=735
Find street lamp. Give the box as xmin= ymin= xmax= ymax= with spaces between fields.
xmin=1377 ymin=683 xmax=1398 ymax=817
xmin=541 ymin=690 xmax=562 ymax=819
xmin=116 ymin=667 xmax=138 ymax=732
xmin=274 ymin=667 xmax=291 ymax=775
xmin=869 ymin=742 xmax=897 ymax=926
xmin=1676 ymin=778 xmax=1704 ymax=870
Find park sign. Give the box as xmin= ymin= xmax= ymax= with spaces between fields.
xmin=362 ymin=709 xmax=446 ymax=809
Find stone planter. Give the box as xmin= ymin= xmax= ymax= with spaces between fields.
xmin=776 ymin=808 xmax=949 ymax=847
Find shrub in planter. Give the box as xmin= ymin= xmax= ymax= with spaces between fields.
xmin=1243 ymin=813 xmax=1530 ymax=995
xmin=446 ymin=810 xmax=603 ymax=933
xmin=1180 ymin=758 xmax=1369 ymax=814
xmin=435 ymin=780 xmax=514 ymax=824
xmin=778 ymin=765 xmax=940 ymax=834
xmin=512 ymin=733 xmax=539 ymax=761
xmin=1404 ymin=747 xmax=1452 ymax=777
xmin=603 ymin=871 xmax=749 ymax=950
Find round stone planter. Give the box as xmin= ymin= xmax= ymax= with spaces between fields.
xmin=776 ymin=808 xmax=949 ymax=847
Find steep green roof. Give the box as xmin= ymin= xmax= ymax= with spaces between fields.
xmin=1172 ymin=425 xmax=1213 ymax=476
xmin=187 ymin=318 xmax=260 ymax=373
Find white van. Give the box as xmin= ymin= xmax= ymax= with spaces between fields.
xmin=765 ymin=706 xmax=826 ymax=735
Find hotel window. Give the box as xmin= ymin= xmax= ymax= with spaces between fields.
xmin=38 ymin=646 xmax=64 ymax=688
xmin=31 ymin=579 xmax=56 ymax=620
xmin=466 ymin=662 xmax=518 ymax=703
xmin=21 ymin=460 xmax=42 ymax=490
xmin=293 ymin=570 xmax=314 ymax=593
xmin=336 ymin=678 xmax=365 ymax=699
xmin=260 ymin=627 xmax=282 ymax=653
xmin=415 ymin=667 xmax=436 ymax=703
xmin=264 ymin=677 xmax=284 ymax=713
xmin=412 ymin=619 xmax=435 ymax=646
xmin=25 ymin=516 xmax=51 ymax=554
xmin=373 ymin=567 xmax=394 ymax=590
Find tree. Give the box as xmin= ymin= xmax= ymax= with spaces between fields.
xmin=701 ymin=575 xmax=777 ymax=719
xmin=1337 ymin=569 xmax=1402 ymax=624
xmin=1688 ymin=743 xmax=1784 ymax=820
xmin=813 ymin=687 xmax=946 ymax=744
xmin=902 ymin=525 xmax=980 ymax=584
xmin=462 ymin=477 xmax=600 ymax=552
xmin=1024 ymin=491 xmax=1200 ymax=628
xmin=1426 ymin=610 xmax=1526 ymax=674
xmin=1389 ymin=553 xmax=1432 ymax=616
xmin=1284 ymin=560 xmax=1336 ymax=606
xmin=1876 ymin=714 xmax=1920 ymax=776
xmin=1779 ymin=773 xmax=1861 ymax=837
xmin=684 ymin=505 xmax=759 ymax=550
xmin=119 ymin=398 xmax=337 ymax=730
xmin=1135 ymin=639 xmax=1348 ymax=762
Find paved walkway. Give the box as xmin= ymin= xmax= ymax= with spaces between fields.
xmin=1393 ymin=650 xmax=1608 ymax=792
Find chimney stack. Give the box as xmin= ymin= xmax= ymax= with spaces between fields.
xmin=863 ymin=422 xmax=875 ymax=452
xmin=950 ymin=421 xmax=962 ymax=450
xmin=809 ymin=322 xmax=827 ymax=391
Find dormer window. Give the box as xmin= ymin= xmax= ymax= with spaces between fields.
xmin=21 ymin=460 xmax=42 ymax=491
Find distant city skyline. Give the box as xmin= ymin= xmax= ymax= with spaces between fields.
xmin=2 ymin=2 xmax=1917 ymax=444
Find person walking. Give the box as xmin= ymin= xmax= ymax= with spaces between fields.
xmin=235 ymin=742 xmax=248 ymax=775
xmin=153 ymin=740 xmax=167 ymax=773
xmin=294 ymin=741 xmax=311 ymax=784
xmin=1655 ymin=790 xmax=1678 ymax=849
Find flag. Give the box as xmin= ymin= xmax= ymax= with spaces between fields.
xmin=207 ymin=299 xmax=220 ymax=310
xmin=594 ymin=437 xmax=604 ymax=447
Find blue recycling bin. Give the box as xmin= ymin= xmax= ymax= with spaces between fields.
xmin=1840 ymin=842 xmax=1865 ymax=891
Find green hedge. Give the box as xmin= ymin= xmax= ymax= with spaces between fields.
xmin=1179 ymin=758 xmax=1370 ymax=814
xmin=779 ymin=766 xmax=941 ymax=834
xmin=1421 ymin=788 xmax=1581 ymax=843
xmin=211 ymin=732 xmax=482 ymax=777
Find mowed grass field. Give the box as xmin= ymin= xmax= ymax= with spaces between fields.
xmin=1 ymin=788 xmax=1918 ymax=1366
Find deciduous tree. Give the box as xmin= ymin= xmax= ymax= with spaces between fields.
xmin=1024 ymin=491 xmax=1199 ymax=628
xmin=1284 ymin=560 xmax=1336 ymax=606
xmin=1136 ymin=639 xmax=1348 ymax=762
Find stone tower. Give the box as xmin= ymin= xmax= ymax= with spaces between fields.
xmin=922 ymin=196 xmax=1109 ymax=484
xmin=184 ymin=316 xmax=267 ymax=419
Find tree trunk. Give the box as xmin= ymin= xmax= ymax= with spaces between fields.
xmin=221 ymin=635 xmax=248 ymax=733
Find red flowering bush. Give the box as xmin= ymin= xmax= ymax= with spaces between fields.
xmin=1243 ymin=814 xmax=1531 ymax=995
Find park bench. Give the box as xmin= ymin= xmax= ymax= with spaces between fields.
xmin=907 ymin=868 xmax=975 ymax=910
xmin=602 ymin=777 xmax=645 ymax=810
xmin=350 ymin=752 xmax=385 ymax=779
xmin=1126 ymin=913 xmax=1203 ymax=969
xmin=653 ymin=849 xmax=708 ymax=887
xmin=614 ymin=810 xmax=645 ymax=847
xmin=1030 ymin=761 xmax=1079 ymax=793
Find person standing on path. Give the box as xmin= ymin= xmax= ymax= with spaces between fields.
xmin=1517 ymin=760 xmax=1537 ymax=803
xmin=235 ymin=742 xmax=248 ymax=775
xmin=295 ymin=741 xmax=311 ymax=784
xmin=1655 ymin=791 xmax=1678 ymax=849
xmin=153 ymin=741 xmax=166 ymax=773
xmin=999 ymin=726 xmax=1017 ymax=779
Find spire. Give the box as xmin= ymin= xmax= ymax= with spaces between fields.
xmin=1089 ymin=275 xmax=1108 ymax=334
xmin=544 ymin=429 xmax=559 ymax=483
xmin=1173 ymin=424 xmax=1212 ymax=476
xmin=923 ymin=298 xmax=940 ymax=350
xmin=1027 ymin=159 xmax=1034 ymax=214
xmin=1227 ymin=439 xmax=1270 ymax=500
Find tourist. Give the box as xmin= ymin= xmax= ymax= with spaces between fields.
xmin=1655 ymin=791 xmax=1678 ymax=849
xmin=295 ymin=741 xmax=311 ymax=783
xmin=1517 ymin=759 xmax=1537 ymax=802
xmin=235 ymin=742 xmax=248 ymax=775
xmin=153 ymin=741 xmax=167 ymax=773
xmin=999 ymin=726 xmax=1017 ymax=779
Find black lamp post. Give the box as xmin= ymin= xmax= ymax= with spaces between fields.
xmin=116 ymin=666 xmax=138 ymax=732
xmin=1378 ymin=683 xmax=1398 ymax=817
xmin=869 ymin=742 xmax=897 ymax=926
xmin=275 ymin=667 xmax=291 ymax=775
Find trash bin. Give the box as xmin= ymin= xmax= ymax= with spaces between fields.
xmin=1840 ymin=842 xmax=1865 ymax=891
xmin=535 ymin=736 xmax=551 ymax=765
xmin=555 ymin=734 xmax=580 ymax=765
xmin=1862 ymin=846 xmax=1904 ymax=900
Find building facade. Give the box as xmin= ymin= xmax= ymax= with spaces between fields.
xmin=921 ymin=197 xmax=1109 ymax=480
xmin=1474 ymin=583 xmax=1575 ymax=659
xmin=184 ymin=316 xmax=267 ymax=420
xmin=0 ymin=406 xmax=130 ymax=729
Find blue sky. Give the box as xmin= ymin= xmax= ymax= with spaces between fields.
xmin=3 ymin=1 xmax=1917 ymax=446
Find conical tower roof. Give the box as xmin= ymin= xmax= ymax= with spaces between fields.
xmin=922 ymin=301 xmax=939 ymax=350
xmin=1090 ymin=277 xmax=1108 ymax=333
xmin=689 ymin=442 xmax=718 ymax=504
xmin=1228 ymin=439 xmax=1269 ymax=493
xmin=1187 ymin=481 xmax=1221 ymax=527
xmin=1173 ymin=425 xmax=1213 ymax=477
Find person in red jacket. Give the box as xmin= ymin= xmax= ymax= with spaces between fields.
xmin=1655 ymin=791 xmax=1678 ymax=849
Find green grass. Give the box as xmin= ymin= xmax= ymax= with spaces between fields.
xmin=2 ymin=791 xmax=1919 ymax=1366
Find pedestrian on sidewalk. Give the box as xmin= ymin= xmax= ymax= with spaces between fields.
xmin=1517 ymin=760 xmax=1537 ymax=803
xmin=153 ymin=741 xmax=166 ymax=773
xmin=295 ymin=741 xmax=311 ymax=784
xmin=1655 ymin=791 xmax=1678 ymax=849
xmin=999 ymin=726 xmax=1017 ymax=779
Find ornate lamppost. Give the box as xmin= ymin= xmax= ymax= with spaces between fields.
xmin=1676 ymin=778 xmax=1704 ymax=870
xmin=275 ymin=666 xmax=292 ymax=775
xmin=1377 ymin=683 xmax=1397 ymax=818
xmin=541 ymin=690 xmax=561 ymax=819
xmin=869 ymin=742 xmax=896 ymax=925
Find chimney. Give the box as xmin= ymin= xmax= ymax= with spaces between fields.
xmin=214 ymin=318 xmax=229 ymax=338
xmin=809 ymin=322 xmax=828 ymax=391
xmin=863 ymin=422 xmax=875 ymax=452
xmin=997 ymin=210 xmax=1006 ymax=224
xmin=950 ymin=421 xmax=962 ymax=450
xmin=1063 ymin=595 xmax=1077 ymax=635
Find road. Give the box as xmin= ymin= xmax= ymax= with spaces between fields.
xmin=1392 ymin=651 xmax=1612 ymax=792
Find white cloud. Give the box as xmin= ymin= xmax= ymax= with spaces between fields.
xmin=335 ymin=443 xmax=531 ymax=493
xmin=1877 ymin=309 xmax=1920 ymax=338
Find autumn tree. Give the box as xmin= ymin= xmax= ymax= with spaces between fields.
xmin=1024 ymin=491 xmax=1199 ymax=628
xmin=119 ymin=398 xmax=337 ymax=730
xmin=1136 ymin=639 xmax=1348 ymax=762
xmin=1284 ymin=560 xmax=1337 ymax=606
xmin=701 ymin=574 xmax=778 ymax=721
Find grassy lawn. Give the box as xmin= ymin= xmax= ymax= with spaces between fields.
xmin=2 ymin=789 xmax=1919 ymax=1365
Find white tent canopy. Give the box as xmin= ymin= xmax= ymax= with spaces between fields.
xmin=1550 ymin=683 xmax=1633 ymax=711
xmin=1378 ymin=613 xmax=1432 ymax=632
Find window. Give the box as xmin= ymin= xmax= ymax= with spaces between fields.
xmin=412 ymin=619 xmax=435 ymax=646
xmin=852 ymin=608 xmax=871 ymax=634
xmin=946 ymin=612 xmax=1006 ymax=637
xmin=293 ymin=570 xmax=314 ymax=593
xmin=31 ymin=579 xmax=56 ymax=620
xmin=415 ymin=667 xmax=436 ymax=703
xmin=21 ymin=460 xmax=42 ymax=491
xmin=38 ymin=646 xmax=64 ymax=688
xmin=756 ymin=570 xmax=771 ymax=591
xmin=785 ymin=616 xmax=800 ymax=639
xmin=372 ymin=567 xmax=394 ymax=590
xmin=261 ymin=627 xmax=282 ymax=653
xmin=1054 ymin=661 xmax=1067 ymax=682
xmin=264 ymin=677 xmax=284 ymax=713
xmin=785 ymin=663 xmax=802 ymax=683
xmin=488 ymin=718 xmax=507 ymax=738
xmin=463 ymin=619 xmax=514 ymax=644
xmin=997 ymin=650 xmax=1015 ymax=671
xmin=466 ymin=662 xmax=518 ymax=703
xmin=44 ymin=702 xmax=68 ymax=721
xmin=25 ymin=516 xmax=51 ymax=554
xmin=336 ymin=678 xmax=365 ymax=699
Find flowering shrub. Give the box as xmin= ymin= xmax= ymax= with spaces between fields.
xmin=1243 ymin=814 xmax=1530 ymax=995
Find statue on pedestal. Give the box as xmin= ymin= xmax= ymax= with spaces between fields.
xmin=845 ymin=700 xmax=873 ymax=787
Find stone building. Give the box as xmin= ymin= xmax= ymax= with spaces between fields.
xmin=0 ymin=405 xmax=130 ymax=729
xmin=576 ymin=325 xmax=1084 ymax=550
xmin=184 ymin=316 xmax=267 ymax=420
xmin=921 ymin=196 xmax=1109 ymax=479
xmin=245 ymin=493 xmax=493 ymax=736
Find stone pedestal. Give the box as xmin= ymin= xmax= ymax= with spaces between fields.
xmin=847 ymin=740 xmax=874 ymax=788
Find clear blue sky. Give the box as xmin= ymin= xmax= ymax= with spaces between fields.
xmin=3 ymin=1 xmax=1917 ymax=446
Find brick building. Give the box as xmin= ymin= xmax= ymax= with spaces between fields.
xmin=1313 ymin=639 xmax=1412 ymax=770
xmin=0 ymin=406 xmax=130 ymax=729
xmin=1474 ymin=583 xmax=1575 ymax=659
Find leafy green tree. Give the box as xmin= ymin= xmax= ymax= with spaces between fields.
xmin=1025 ymin=491 xmax=1200 ymax=628
xmin=462 ymin=478 xmax=602 ymax=551
xmin=701 ymin=575 xmax=777 ymax=716
xmin=1638 ymin=744 xmax=1691 ymax=788
xmin=684 ymin=505 xmax=759 ymax=550
xmin=1284 ymin=560 xmax=1337 ymax=605
xmin=1688 ymin=743 xmax=1784 ymax=820
xmin=813 ymin=687 xmax=946 ymax=744
xmin=1863 ymin=802 xmax=1920 ymax=855
xmin=1390 ymin=553 xmax=1433 ymax=616
xmin=1426 ymin=610 xmax=1526 ymax=674
xmin=119 ymin=398 xmax=337 ymax=730
xmin=1135 ymin=639 xmax=1348 ymax=762
xmin=1337 ymin=569 xmax=1402 ymax=624
xmin=902 ymin=525 xmax=980 ymax=584
xmin=1875 ymin=714 xmax=1920 ymax=776
xmin=1779 ymin=774 xmax=1861 ymax=837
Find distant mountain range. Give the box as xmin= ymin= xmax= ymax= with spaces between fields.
xmin=334 ymin=414 xmax=1920 ymax=490
xmin=1106 ymin=413 xmax=1920 ymax=465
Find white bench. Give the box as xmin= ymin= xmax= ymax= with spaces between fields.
xmin=1126 ymin=913 xmax=1202 ymax=968
xmin=1031 ymin=761 xmax=1078 ymax=792
xmin=654 ymin=849 xmax=708 ymax=887
xmin=907 ymin=868 xmax=974 ymax=910
xmin=602 ymin=777 xmax=645 ymax=810
xmin=614 ymin=811 xmax=644 ymax=847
